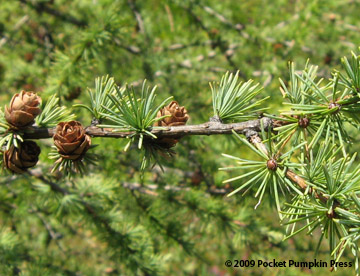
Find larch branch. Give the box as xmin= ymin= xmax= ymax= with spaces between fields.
xmin=22 ymin=117 xmax=273 ymax=139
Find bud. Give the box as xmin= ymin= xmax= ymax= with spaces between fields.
xmin=298 ymin=117 xmax=310 ymax=128
xmin=154 ymin=101 xmax=189 ymax=127
xmin=328 ymin=102 xmax=341 ymax=114
xmin=53 ymin=121 xmax=91 ymax=160
xmin=5 ymin=91 xmax=41 ymax=128
xmin=267 ymin=159 xmax=278 ymax=171
xmin=3 ymin=141 xmax=41 ymax=174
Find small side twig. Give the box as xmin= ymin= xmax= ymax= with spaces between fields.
xmin=127 ymin=0 xmax=145 ymax=34
xmin=245 ymin=132 xmax=329 ymax=202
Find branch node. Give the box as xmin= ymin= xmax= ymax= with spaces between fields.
xmin=209 ymin=115 xmax=222 ymax=123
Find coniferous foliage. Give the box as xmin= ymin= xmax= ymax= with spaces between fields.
xmin=1 ymin=1 xmax=360 ymax=275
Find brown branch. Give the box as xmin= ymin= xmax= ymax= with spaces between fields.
xmin=285 ymin=170 xmax=307 ymax=190
xmin=22 ymin=117 xmax=273 ymax=140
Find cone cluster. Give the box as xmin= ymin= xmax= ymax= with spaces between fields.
xmin=2 ymin=91 xmax=42 ymax=174
xmin=2 ymin=91 xmax=92 ymax=175
xmin=2 ymin=92 xmax=186 ymax=174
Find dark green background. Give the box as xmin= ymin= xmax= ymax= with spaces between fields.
xmin=0 ymin=0 xmax=359 ymax=275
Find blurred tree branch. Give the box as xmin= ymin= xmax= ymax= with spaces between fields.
xmin=19 ymin=0 xmax=87 ymax=27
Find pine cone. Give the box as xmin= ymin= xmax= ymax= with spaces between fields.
xmin=53 ymin=121 xmax=91 ymax=160
xmin=3 ymin=141 xmax=41 ymax=174
xmin=154 ymin=101 xmax=189 ymax=127
xmin=5 ymin=90 xmax=41 ymax=128
xmin=153 ymin=101 xmax=189 ymax=148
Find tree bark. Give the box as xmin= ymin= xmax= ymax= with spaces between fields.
xmin=22 ymin=117 xmax=273 ymax=139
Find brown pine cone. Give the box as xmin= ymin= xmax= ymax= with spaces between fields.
xmin=5 ymin=90 xmax=41 ymax=128
xmin=3 ymin=141 xmax=41 ymax=174
xmin=53 ymin=121 xmax=91 ymax=160
xmin=153 ymin=101 xmax=189 ymax=148
xmin=154 ymin=101 xmax=189 ymax=127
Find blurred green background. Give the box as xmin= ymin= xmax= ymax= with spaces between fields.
xmin=0 ymin=0 xmax=359 ymax=275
